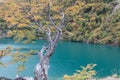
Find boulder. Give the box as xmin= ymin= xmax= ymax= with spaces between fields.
xmin=0 ymin=77 xmax=12 ymax=80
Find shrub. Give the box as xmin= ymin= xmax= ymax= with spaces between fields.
xmin=63 ymin=64 xmax=96 ymax=80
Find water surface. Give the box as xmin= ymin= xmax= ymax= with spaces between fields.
xmin=0 ymin=39 xmax=120 ymax=79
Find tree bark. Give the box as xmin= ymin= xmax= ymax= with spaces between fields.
xmin=34 ymin=57 xmax=50 ymax=80
xmin=34 ymin=30 xmax=61 ymax=80
xmin=34 ymin=6 xmax=64 ymax=80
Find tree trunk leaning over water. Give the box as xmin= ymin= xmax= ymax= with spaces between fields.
xmin=34 ymin=7 xmax=65 ymax=80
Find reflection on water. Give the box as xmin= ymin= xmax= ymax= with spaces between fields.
xmin=0 ymin=38 xmax=120 ymax=79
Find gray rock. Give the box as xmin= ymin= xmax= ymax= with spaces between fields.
xmin=0 ymin=77 xmax=12 ymax=80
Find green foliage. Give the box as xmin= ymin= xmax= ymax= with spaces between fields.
xmin=0 ymin=47 xmax=38 ymax=73
xmin=0 ymin=18 xmax=7 ymax=31
xmin=0 ymin=18 xmax=8 ymax=38
xmin=63 ymin=0 xmax=120 ymax=46
xmin=0 ymin=0 xmax=120 ymax=46
xmin=63 ymin=64 xmax=96 ymax=80
xmin=17 ymin=64 xmax=25 ymax=73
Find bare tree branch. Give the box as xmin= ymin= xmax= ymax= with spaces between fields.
xmin=110 ymin=3 xmax=120 ymax=16
xmin=45 ymin=11 xmax=65 ymax=58
xmin=38 ymin=44 xmax=48 ymax=60
xmin=59 ymin=12 xmax=65 ymax=28
xmin=106 ymin=1 xmax=120 ymax=21
xmin=34 ymin=2 xmax=65 ymax=80
xmin=46 ymin=26 xmax=52 ymax=43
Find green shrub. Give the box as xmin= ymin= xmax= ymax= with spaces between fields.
xmin=63 ymin=64 xmax=96 ymax=80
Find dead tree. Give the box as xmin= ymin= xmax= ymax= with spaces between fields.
xmin=106 ymin=0 xmax=120 ymax=21
xmin=109 ymin=3 xmax=120 ymax=16
xmin=33 ymin=6 xmax=65 ymax=80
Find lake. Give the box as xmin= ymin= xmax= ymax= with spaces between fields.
xmin=0 ymin=38 xmax=120 ymax=80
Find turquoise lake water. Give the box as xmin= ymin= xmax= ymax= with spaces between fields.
xmin=0 ymin=38 xmax=120 ymax=80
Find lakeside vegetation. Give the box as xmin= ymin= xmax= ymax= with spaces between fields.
xmin=0 ymin=0 xmax=120 ymax=80
xmin=63 ymin=0 xmax=120 ymax=46
xmin=0 ymin=0 xmax=120 ymax=46
xmin=63 ymin=64 xmax=96 ymax=80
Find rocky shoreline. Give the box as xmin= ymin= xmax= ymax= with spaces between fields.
xmin=1 ymin=77 xmax=120 ymax=80
xmin=0 ymin=77 xmax=34 ymax=80
xmin=88 ymin=75 xmax=120 ymax=80
xmin=88 ymin=77 xmax=120 ymax=80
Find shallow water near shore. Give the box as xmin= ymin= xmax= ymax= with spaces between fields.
xmin=0 ymin=38 xmax=120 ymax=80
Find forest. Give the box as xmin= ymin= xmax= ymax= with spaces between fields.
xmin=0 ymin=0 xmax=120 ymax=46
xmin=0 ymin=0 xmax=120 ymax=80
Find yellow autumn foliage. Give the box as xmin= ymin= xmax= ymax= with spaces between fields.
xmin=63 ymin=64 xmax=96 ymax=80
xmin=65 ymin=5 xmax=80 ymax=15
xmin=18 ymin=23 xmax=28 ymax=28
xmin=0 ymin=0 xmax=120 ymax=46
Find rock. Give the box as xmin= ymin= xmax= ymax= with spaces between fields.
xmin=23 ymin=77 xmax=34 ymax=80
xmin=100 ymin=77 xmax=120 ymax=80
xmin=87 ymin=77 xmax=120 ymax=80
xmin=15 ymin=77 xmax=26 ymax=80
xmin=112 ymin=74 xmax=118 ymax=78
xmin=0 ymin=77 xmax=12 ymax=80
xmin=15 ymin=77 xmax=34 ymax=80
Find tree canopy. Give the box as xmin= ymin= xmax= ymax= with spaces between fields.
xmin=0 ymin=0 xmax=120 ymax=80
xmin=0 ymin=0 xmax=120 ymax=46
